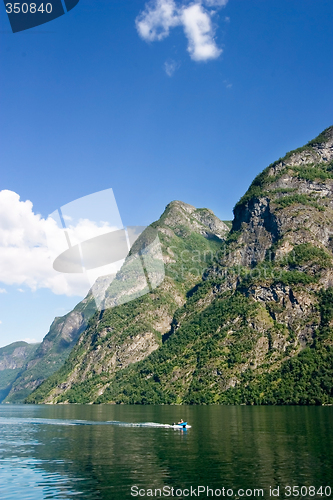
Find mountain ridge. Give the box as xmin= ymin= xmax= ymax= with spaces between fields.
xmin=27 ymin=125 xmax=333 ymax=405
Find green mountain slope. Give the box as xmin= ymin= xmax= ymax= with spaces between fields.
xmin=26 ymin=201 xmax=229 ymax=404
xmin=27 ymin=126 xmax=333 ymax=405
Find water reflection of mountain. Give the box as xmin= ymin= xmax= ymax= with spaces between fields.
xmin=10 ymin=406 xmax=331 ymax=500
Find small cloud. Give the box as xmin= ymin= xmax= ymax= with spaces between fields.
xmin=20 ymin=337 xmax=38 ymax=343
xmin=224 ymin=16 xmax=230 ymax=22
xmin=136 ymin=0 xmax=180 ymax=42
xmin=0 ymin=288 xmax=7 ymax=294
xmin=223 ymin=79 xmax=232 ymax=89
xmin=0 ymin=320 xmax=2 ymax=324
xmin=164 ymin=59 xmax=179 ymax=76
xmin=17 ymin=288 xmax=25 ymax=293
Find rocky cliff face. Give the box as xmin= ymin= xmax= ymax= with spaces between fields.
xmin=230 ymin=128 xmax=333 ymax=268
xmin=28 ymin=126 xmax=333 ymax=405
xmin=205 ymin=126 xmax=333 ymax=348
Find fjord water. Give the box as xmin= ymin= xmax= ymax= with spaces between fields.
xmin=0 ymin=405 xmax=332 ymax=500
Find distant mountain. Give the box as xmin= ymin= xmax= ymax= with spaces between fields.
xmin=3 ymin=293 xmax=97 ymax=403
xmin=27 ymin=126 xmax=333 ymax=406
xmin=0 ymin=341 xmax=40 ymax=402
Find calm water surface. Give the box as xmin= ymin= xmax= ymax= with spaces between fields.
xmin=0 ymin=405 xmax=332 ymax=500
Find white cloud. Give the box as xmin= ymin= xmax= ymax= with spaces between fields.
xmin=0 ymin=190 xmax=122 ymax=297
xmin=0 ymin=320 xmax=2 ymax=324
xmin=181 ymin=3 xmax=222 ymax=61
xmin=136 ymin=0 xmax=227 ymax=62
xmin=136 ymin=0 xmax=180 ymax=41
xmin=0 ymin=288 xmax=7 ymax=293
xmin=164 ymin=59 xmax=179 ymax=76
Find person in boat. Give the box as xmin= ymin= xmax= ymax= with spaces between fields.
xmin=178 ymin=419 xmax=184 ymax=424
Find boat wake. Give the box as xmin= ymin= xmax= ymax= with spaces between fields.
xmin=0 ymin=417 xmax=191 ymax=429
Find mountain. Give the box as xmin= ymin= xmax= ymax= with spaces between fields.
xmin=25 ymin=201 xmax=229 ymax=403
xmin=3 ymin=292 xmax=97 ymax=403
xmin=27 ymin=126 xmax=333 ymax=406
xmin=0 ymin=341 xmax=40 ymax=402
xmin=4 ymin=202 xmax=227 ymax=404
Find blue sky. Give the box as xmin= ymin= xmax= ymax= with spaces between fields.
xmin=0 ymin=0 xmax=332 ymax=347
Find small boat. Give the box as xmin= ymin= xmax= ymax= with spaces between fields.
xmin=171 ymin=421 xmax=191 ymax=429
